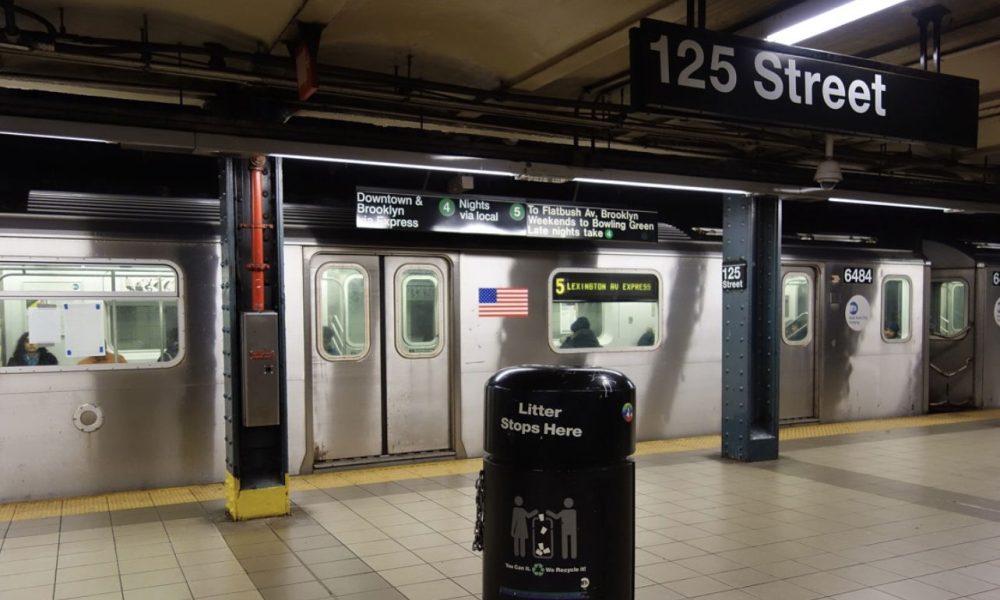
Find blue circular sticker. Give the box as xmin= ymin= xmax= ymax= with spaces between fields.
xmin=621 ymin=403 xmax=634 ymax=423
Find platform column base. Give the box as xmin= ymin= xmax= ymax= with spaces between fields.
xmin=224 ymin=472 xmax=290 ymax=521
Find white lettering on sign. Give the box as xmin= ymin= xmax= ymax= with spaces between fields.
xmin=355 ymin=191 xmax=420 ymax=229
xmin=651 ymin=34 xmax=738 ymax=95
xmin=843 ymin=267 xmax=874 ymax=284
xmin=753 ymin=53 xmax=886 ymax=115
xmin=543 ymin=422 xmax=583 ymax=438
xmin=518 ymin=402 xmax=563 ymax=418
xmin=650 ymin=37 xmax=888 ymax=117
xmin=500 ymin=402 xmax=583 ymax=438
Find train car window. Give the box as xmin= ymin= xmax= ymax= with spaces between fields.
xmin=881 ymin=276 xmax=912 ymax=342
xmin=930 ymin=280 xmax=968 ymax=338
xmin=548 ymin=270 xmax=660 ymax=352
xmin=0 ymin=261 xmax=182 ymax=370
xmin=317 ymin=264 xmax=369 ymax=360
xmin=782 ymin=272 xmax=812 ymax=346
xmin=396 ymin=266 xmax=444 ymax=358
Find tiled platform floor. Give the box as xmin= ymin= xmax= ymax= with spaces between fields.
xmin=3 ymin=417 xmax=1000 ymax=600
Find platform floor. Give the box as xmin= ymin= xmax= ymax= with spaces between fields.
xmin=2 ymin=410 xmax=1000 ymax=600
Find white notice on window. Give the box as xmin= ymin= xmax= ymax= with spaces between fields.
xmin=27 ymin=305 xmax=61 ymax=345
xmin=62 ymin=301 xmax=106 ymax=358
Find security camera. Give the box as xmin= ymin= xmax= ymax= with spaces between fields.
xmin=814 ymin=159 xmax=842 ymax=190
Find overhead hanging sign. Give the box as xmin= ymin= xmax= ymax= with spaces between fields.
xmin=629 ymin=19 xmax=979 ymax=147
xmin=355 ymin=188 xmax=658 ymax=242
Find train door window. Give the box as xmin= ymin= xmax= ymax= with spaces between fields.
xmin=930 ymin=280 xmax=968 ymax=338
xmin=782 ymin=272 xmax=812 ymax=345
xmin=396 ymin=266 xmax=444 ymax=357
xmin=882 ymin=276 xmax=912 ymax=342
xmin=0 ymin=261 xmax=182 ymax=369
xmin=549 ymin=270 xmax=660 ymax=352
xmin=317 ymin=264 xmax=369 ymax=359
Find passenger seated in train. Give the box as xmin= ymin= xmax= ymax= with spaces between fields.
xmin=785 ymin=315 xmax=809 ymax=342
xmin=883 ymin=320 xmax=901 ymax=340
xmin=7 ymin=332 xmax=58 ymax=366
xmin=561 ymin=317 xmax=601 ymax=349
xmin=159 ymin=328 xmax=179 ymax=362
xmin=637 ymin=327 xmax=655 ymax=346
xmin=77 ymin=350 xmax=127 ymax=365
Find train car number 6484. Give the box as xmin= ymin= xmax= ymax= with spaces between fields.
xmin=843 ymin=267 xmax=874 ymax=284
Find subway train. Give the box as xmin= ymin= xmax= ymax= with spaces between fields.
xmin=1 ymin=191 xmax=999 ymax=503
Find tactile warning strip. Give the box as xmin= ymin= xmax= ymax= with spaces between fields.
xmin=2 ymin=408 xmax=999 ymax=521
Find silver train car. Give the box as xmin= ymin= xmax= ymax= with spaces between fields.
xmin=2 ymin=213 xmax=998 ymax=502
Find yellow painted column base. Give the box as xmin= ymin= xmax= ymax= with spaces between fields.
xmin=224 ymin=472 xmax=290 ymax=521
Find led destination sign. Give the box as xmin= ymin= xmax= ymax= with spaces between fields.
xmin=552 ymin=272 xmax=659 ymax=303
xmin=630 ymin=19 xmax=979 ymax=147
xmin=355 ymin=188 xmax=658 ymax=242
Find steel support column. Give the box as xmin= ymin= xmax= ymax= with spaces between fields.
xmin=221 ymin=155 xmax=289 ymax=519
xmin=721 ymin=194 xmax=780 ymax=462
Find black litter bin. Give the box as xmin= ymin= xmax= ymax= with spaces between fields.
xmin=476 ymin=365 xmax=636 ymax=599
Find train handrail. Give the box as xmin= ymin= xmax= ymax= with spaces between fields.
xmin=929 ymin=357 xmax=972 ymax=378
xmin=330 ymin=315 xmax=347 ymax=355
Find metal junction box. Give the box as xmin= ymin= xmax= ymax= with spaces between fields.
xmin=241 ymin=311 xmax=281 ymax=427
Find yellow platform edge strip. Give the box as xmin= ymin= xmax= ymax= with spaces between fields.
xmin=3 ymin=408 xmax=999 ymax=522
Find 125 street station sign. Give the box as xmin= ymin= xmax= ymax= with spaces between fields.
xmin=630 ymin=19 xmax=979 ymax=147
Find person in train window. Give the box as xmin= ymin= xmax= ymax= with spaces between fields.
xmin=158 ymin=328 xmax=179 ymax=362
xmin=561 ymin=317 xmax=601 ymax=349
xmin=322 ymin=325 xmax=340 ymax=355
xmin=883 ymin=320 xmax=901 ymax=340
xmin=637 ymin=327 xmax=655 ymax=346
xmin=7 ymin=332 xmax=59 ymax=366
xmin=77 ymin=350 xmax=127 ymax=365
xmin=785 ymin=315 xmax=808 ymax=342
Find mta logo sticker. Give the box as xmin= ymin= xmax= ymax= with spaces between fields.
xmin=621 ymin=403 xmax=634 ymax=423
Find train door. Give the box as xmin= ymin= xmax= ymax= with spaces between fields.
xmin=929 ymin=269 xmax=974 ymax=409
xmin=310 ymin=254 xmax=452 ymax=464
xmin=780 ymin=267 xmax=817 ymax=421
xmin=383 ymin=256 xmax=450 ymax=454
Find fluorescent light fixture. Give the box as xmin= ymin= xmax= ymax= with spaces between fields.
xmin=573 ymin=177 xmax=746 ymax=195
xmin=829 ymin=197 xmax=948 ymax=211
xmin=766 ymin=0 xmax=909 ymax=45
xmin=691 ymin=227 xmax=724 ymax=237
xmin=0 ymin=130 xmax=111 ymax=144
xmin=272 ymin=153 xmax=515 ymax=177
xmin=797 ymin=233 xmax=877 ymax=244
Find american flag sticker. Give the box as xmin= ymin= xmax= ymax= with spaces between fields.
xmin=478 ymin=287 xmax=529 ymax=317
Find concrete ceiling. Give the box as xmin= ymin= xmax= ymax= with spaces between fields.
xmin=2 ymin=0 xmax=999 ymax=176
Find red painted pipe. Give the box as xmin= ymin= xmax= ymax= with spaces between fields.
xmin=249 ymin=155 xmax=266 ymax=312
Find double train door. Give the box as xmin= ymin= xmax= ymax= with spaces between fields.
xmin=310 ymin=253 xmax=452 ymax=464
xmin=779 ymin=267 xmax=817 ymax=421
xmin=928 ymin=269 xmax=974 ymax=410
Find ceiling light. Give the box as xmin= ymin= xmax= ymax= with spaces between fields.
xmin=0 ymin=130 xmax=111 ymax=144
xmin=797 ymin=233 xmax=877 ymax=244
xmin=829 ymin=197 xmax=948 ymax=211
xmin=272 ymin=153 xmax=515 ymax=177
xmin=573 ymin=177 xmax=746 ymax=195
xmin=766 ymin=0 xmax=910 ymax=46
